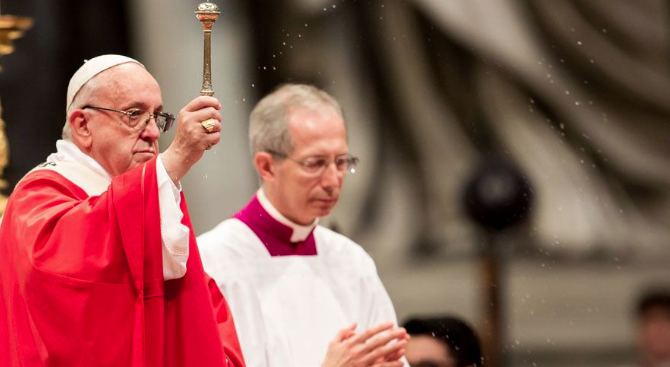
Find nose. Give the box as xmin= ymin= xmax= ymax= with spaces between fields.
xmin=140 ymin=116 xmax=161 ymax=141
xmin=320 ymin=161 xmax=342 ymax=189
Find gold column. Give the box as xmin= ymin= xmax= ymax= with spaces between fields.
xmin=195 ymin=1 xmax=220 ymax=97
xmin=0 ymin=14 xmax=33 ymax=215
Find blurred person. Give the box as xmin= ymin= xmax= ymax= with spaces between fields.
xmin=403 ymin=316 xmax=482 ymax=367
xmin=0 ymin=55 xmax=245 ymax=366
xmin=198 ymin=83 xmax=409 ymax=367
xmin=634 ymin=289 xmax=670 ymax=367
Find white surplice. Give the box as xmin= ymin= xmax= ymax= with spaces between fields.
xmin=198 ymin=192 xmax=402 ymax=367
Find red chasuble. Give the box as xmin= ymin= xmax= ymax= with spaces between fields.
xmin=0 ymin=158 xmax=245 ymax=367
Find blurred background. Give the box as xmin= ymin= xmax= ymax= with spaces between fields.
xmin=2 ymin=1 xmax=670 ymax=366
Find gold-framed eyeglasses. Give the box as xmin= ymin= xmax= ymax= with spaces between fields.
xmin=83 ymin=105 xmax=175 ymax=132
xmin=267 ymin=150 xmax=360 ymax=175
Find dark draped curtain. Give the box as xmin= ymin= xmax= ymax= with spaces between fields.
xmin=241 ymin=0 xmax=670 ymax=260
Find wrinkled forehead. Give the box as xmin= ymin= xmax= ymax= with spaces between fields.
xmin=91 ymin=63 xmax=161 ymax=102
xmin=287 ymin=106 xmax=348 ymax=151
xmin=288 ymin=105 xmax=345 ymax=130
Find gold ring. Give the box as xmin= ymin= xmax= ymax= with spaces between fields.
xmin=201 ymin=118 xmax=216 ymax=133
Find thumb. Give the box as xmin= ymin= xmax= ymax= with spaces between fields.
xmin=334 ymin=323 xmax=357 ymax=342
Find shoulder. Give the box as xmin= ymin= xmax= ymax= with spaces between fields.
xmin=197 ymin=218 xmax=262 ymax=259
xmin=197 ymin=218 xmax=269 ymax=281
xmin=12 ymin=168 xmax=87 ymax=201
xmin=314 ymin=226 xmax=377 ymax=270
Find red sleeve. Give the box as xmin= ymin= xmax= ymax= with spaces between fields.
xmin=208 ymin=274 xmax=247 ymax=367
xmin=1 ymin=158 xmax=243 ymax=367
xmin=0 ymin=160 xmax=156 ymax=366
xmin=4 ymin=168 xmax=136 ymax=283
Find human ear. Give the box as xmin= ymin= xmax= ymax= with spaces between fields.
xmin=254 ymin=152 xmax=275 ymax=182
xmin=69 ymin=110 xmax=92 ymax=148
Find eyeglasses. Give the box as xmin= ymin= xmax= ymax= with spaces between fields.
xmin=267 ymin=150 xmax=360 ymax=175
xmin=83 ymin=105 xmax=175 ymax=133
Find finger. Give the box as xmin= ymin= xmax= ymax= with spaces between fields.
xmin=382 ymin=347 xmax=406 ymax=362
xmin=334 ymin=323 xmax=358 ymax=343
xmin=349 ymin=322 xmax=394 ymax=344
xmin=371 ymin=361 xmax=404 ymax=367
xmin=189 ymin=109 xmax=222 ymax=126
xmin=361 ymin=339 xmax=407 ymax=364
xmin=358 ymin=327 xmax=406 ymax=355
xmin=199 ymin=119 xmax=222 ymax=134
xmin=183 ymin=96 xmax=221 ymax=112
xmin=204 ymin=132 xmax=221 ymax=148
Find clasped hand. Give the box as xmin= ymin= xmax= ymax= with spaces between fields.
xmin=322 ymin=322 xmax=409 ymax=367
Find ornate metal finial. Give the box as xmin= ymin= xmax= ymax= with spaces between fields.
xmin=0 ymin=15 xmax=33 ymax=70
xmin=195 ymin=2 xmax=221 ymax=97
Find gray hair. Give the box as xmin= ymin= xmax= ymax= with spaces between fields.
xmin=62 ymin=75 xmax=104 ymax=140
xmin=249 ymin=83 xmax=345 ymax=157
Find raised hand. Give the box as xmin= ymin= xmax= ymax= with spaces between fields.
xmin=161 ymin=96 xmax=222 ymax=183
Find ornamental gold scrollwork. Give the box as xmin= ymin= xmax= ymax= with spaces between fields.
xmin=0 ymin=14 xmax=33 ymax=215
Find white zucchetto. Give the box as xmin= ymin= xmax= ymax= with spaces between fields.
xmin=66 ymin=54 xmax=144 ymax=110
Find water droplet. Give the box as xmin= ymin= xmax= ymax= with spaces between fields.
xmin=577 ymin=41 xmax=583 ymax=46
xmin=575 ymin=101 xmax=581 ymax=106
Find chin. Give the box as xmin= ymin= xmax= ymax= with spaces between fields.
xmin=134 ymin=152 xmax=156 ymax=163
xmin=313 ymin=208 xmax=334 ymax=219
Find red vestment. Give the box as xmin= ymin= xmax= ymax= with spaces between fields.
xmin=0 ymin=158 xmax=246 ymax=367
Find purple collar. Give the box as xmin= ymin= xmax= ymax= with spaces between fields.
xmin=233 ymin=196 xmax=317 ymax=256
